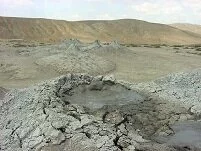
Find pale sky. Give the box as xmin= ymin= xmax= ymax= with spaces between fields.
xmin=1 ymin=0 xmax=201 ymax=24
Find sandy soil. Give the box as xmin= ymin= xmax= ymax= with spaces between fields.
xmin=0 ymin=40 xmax=201 ymax=88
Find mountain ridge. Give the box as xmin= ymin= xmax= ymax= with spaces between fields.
xmin=1 ymin=16 xmax=201 ymax=44
xmin=170 ymin=23 xmax=201 ymax=37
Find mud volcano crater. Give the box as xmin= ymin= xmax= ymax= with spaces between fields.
xmin=56 ymin=74 xmax=145 ymax=109
xmin=1 ymin=73 xmax=198 ymax=151
xmin=55 ymin=74 xmax=193 ymax=139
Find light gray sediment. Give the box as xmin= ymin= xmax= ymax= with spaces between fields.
xmin=0 ymin=69 xmax=201 ymax=151
xmin=132 ymin=68 xmax=201 ymax=114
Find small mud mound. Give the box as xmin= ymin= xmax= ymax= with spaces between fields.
xmin=63 ymin=39 xmax=102 ymax=52
xmin=80 ymin=40 xmax=102 ymax=51
xmin=35 ymin=39 xmax=116 ymax=75
xmin=35 ymin=52 xmax=115 ymax=75
xmin=109 ymin=41 xmax=122 ymax=49
xmin=63 ymin=38 xmax=83 ymax=46
xmin=66 ymin=42 xmax=81 ymax=52
xmin=63 ymin=39 xmax=125 ymax=52
xmin=90 ymin=40 xmax=131 ymax=55
xmin=59 ymin=39 xmax=83 ymax=52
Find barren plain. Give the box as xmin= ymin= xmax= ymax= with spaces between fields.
xmin=0 ymin=39 xmax=201 ymax=88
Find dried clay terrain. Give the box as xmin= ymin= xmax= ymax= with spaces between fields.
xmin=0 ymin=39 xmax=201 ymax=151
xmin=0 ymin=17 xmax=201 ymax=151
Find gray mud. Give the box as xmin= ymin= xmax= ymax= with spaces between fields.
xmin=0 ymin=72 xmax=201 ymax=151
xmin=155 ymin=121 xmax=201 ymax=150
xmin=132 ymin=68 xmax=201 ymax=114
xmin=1 ymin=74 xmax=152 ymax=151
xmin=64 ymin=81 xmax=144 ymax=109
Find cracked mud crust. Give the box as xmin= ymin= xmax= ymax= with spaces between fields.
xmin=0 ymin=73 xmax=200 ymax=151
xmin=132 ymin=68 xmax=201 ymax=114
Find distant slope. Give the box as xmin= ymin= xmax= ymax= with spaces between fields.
xmin=1 ymin=16 xmax=201 ymax=44
xmin=170 ymin=23 xmax=201 ymax=36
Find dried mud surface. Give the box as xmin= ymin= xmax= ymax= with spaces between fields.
xmin=0 ymin=40 xmax=201 ymax=151
xmin=1 ymin=73 xmax=201 ymax=151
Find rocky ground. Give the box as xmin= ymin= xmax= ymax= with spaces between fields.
xmin=0 ymin=71 xmax=201 ymax=151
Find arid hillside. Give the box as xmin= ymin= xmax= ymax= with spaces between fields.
xmin=171 ymin=23 xmax=201 ymax=36
xmin=1 ymin=16 xmax=201 ymax=44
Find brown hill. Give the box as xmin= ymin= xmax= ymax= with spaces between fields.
xmin=170 ymin=23 xmax=201 ymax=36
xmin=1 ymin=16 xmax=201 ymax=44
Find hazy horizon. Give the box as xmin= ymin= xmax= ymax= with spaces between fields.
xmin=1 ymin=0 xmax=201 ymax=24
xmin=1 ymin=15 xmax=200 ymax=26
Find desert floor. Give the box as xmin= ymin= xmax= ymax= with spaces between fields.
xmin=0 ymin=40 xmax=200 ymax=88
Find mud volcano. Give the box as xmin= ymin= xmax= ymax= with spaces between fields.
xmin=0 ymin=74 xmax=199 ymax=151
